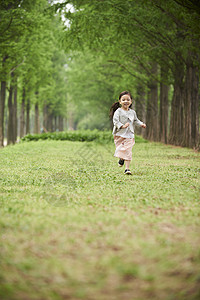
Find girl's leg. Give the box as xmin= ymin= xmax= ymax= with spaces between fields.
xmin=125 ymin=160 xmax=131 ymax=169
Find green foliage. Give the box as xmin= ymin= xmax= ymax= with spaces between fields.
xmin=77 ymin=112 xmax=110 ymax=130
xmin=65 ymin=49 xmax=144 ymax=129
xmin=0 ymin=0 xmax=50 ymax=80
xmin=0 ymin=0 xmax=68 ymax=119
xmin=21 ymin=129 xmax=148 ymax=143
xmin=62 ymin=0 xmax=200 ymax=82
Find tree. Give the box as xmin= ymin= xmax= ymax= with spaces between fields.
xmin=59 ymin=0 xmax=200 ymax=148
xmin=0 ymin=0 xmax=68 ymax=144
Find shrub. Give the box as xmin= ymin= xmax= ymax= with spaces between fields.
xmin=21 ymin=130 xmax=148 ymax=143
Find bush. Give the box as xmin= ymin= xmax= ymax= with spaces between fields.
xmin=21 ymin=130 xmax=148 ymax=143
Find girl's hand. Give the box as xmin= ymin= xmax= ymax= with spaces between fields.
xmin=122 ymin=123 xmax=130 ymax=129
xmin=141 ymin=123 xmax=146 ymax=128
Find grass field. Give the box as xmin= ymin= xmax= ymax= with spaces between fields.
xmin=0 ymin=139 xmax=200 ymax=300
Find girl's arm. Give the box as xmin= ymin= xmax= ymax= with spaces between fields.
xmin=134 ymin=111 xmax=146 ymax=128
xmin=113 ymin=109 xmax=124 ymax=129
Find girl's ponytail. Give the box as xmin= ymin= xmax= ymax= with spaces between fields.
xmin=109 ymin=102 xmax=120 ymax=119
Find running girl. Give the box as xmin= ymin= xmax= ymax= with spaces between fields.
xmin=110 ymin=91 xmax=146 ymax=175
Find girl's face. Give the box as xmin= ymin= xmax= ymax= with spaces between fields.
xmin=119 ymin=94 xmax=132 ymax=110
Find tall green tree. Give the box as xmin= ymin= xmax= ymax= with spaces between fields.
xmin=0 ymin=0 xmax=68 ymax=144
xmin=61 ymin=0 xmax=200 ymax=147
xmin=0 ymin=0 xmax=50 ymax=144
xmin=58 ymin=0 xmax=200 ymax=148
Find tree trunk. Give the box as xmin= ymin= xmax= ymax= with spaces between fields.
xmin=145 ymin=63 xmax=158 ymax=141
xmin=0 ymin=81 xmax=6 ymax=147
xmin=0 ymin=56 xmax=8 ymax=147
xmin=135 ymin=84 xmax=146 ymax=136
xmin=34 ymin=103 xmax=40 ymax=134
xmin=43 ymin=103 xmax=48 ymax=131
xmin=58 ymin=115 xmax=64 ymax=131
xmin=26 ymin=99 xmax=30 ymax=134
xmin=20 ymin=88 xmax=25 ymax=138
xmin=68 ymin=110 xmax=74 ymax=130
xmin=159 ymin=66 xmax=169 ymax=144
xmin=48 ymin=113 xmax=54 ymax=132
xmin=44 ymin=105 xmax=53 ymax=132
xmin=168 ymin=55 xmax=184 ymax=146
xmin=183 ymin=52 xmax=199 ymax=148
xmin=7 ymin=76 xmax=14 ymax=145
xmin=54 ymin=116 xmax=57 ymax=131
xmin=13 ymin=83 xmax=18 ymax=143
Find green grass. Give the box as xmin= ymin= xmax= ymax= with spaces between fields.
xmin=0 ymin=139 xmax=200 ymax=300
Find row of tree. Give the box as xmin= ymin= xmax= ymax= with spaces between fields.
xmin=60 ymin=0 xmax=200 ymax=149
xmin=0 ymin=0 xmax=67 ymax=147
xmin=1 ymin=0 xmax=199 ymax=149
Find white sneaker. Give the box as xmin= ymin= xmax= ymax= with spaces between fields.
xmin=124 ymin=169 xmax=132 ymax=175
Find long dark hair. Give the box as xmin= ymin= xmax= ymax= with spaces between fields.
xmin=109 ymin=91 xmax=133 ymax=119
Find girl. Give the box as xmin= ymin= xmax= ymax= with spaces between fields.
xmin=110 ymin=91 xmax=146 ymax=175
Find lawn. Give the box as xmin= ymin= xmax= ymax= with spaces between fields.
xmin=0 ymin=139 xmax=200 ymax=300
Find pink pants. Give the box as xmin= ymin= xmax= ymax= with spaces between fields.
xmin=114 ymin=136 xmax=135 ymax=161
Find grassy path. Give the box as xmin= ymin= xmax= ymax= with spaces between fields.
xmin=0 ymin=140 xmax=200 ymax=300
